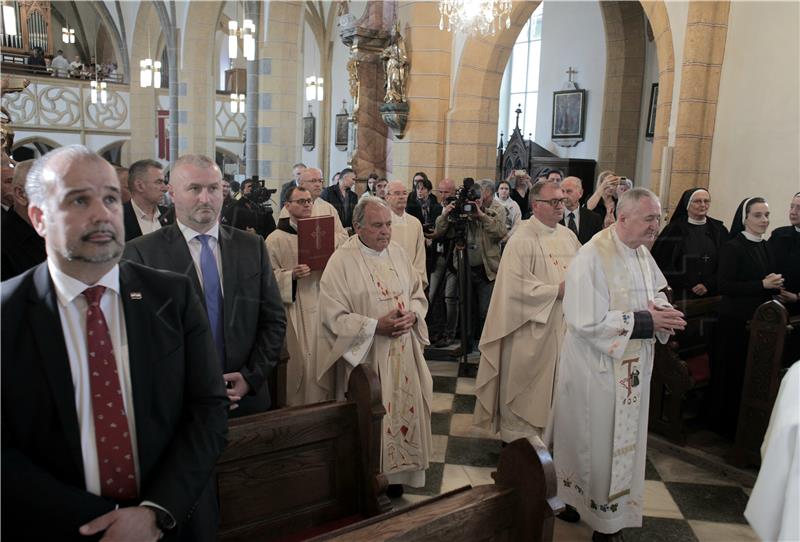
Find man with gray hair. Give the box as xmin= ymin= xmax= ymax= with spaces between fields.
xmin=2 ymin=145 xmax=228 ymax=541
xmin=1 ymin=158 xmax=46 ymax=280
xmin=549 ymin=188 xmax=686 ymax=541
xmin=124 ymin=154 xmax=286 ymax=417
xmin=317 ymin=196 xmax=433 ymax=498
xmin=385 ymin=180 xmax=427 ymax=287
xmin=433 ymin=178 xmax=506 ymax=348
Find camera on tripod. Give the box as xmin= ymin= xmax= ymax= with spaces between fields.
xmin=243 ymin=176 xmax=277 ymax=208
xmin=446 ymin=177 xmax=481 ymax=223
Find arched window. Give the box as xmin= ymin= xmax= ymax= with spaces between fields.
xmin=498 ymin=4 xmax=543 ymax=140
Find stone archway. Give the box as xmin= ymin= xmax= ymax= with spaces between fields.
xmin=443 ymin=0 xmax=676 ymax=189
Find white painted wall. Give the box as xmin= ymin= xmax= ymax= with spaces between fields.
xmin=708 ymin=1 xmax=800 ymax=231
xmin=663 ymin=1 xmax=687 ymax=146
xmin=301 ymin=19 xmax=322 ymax=171
xmin=634 ymin=20 xmax=659 ymax=189
xmin=533 ymin=1 xmax=606 ymax=159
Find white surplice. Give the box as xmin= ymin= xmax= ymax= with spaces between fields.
xmin=278 ymin=197 xmax=349 ymax=246
xmin=744 ymin=362 xmax=800 ymax=542
xmin=316 ymin=236 xmax=433 ymax=487
xmin=549 ymin=226 xmax=670 ymax=534
xmin=390 ymin=211 xmax=428 ymax=288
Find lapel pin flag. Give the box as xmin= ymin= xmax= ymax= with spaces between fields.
xmin=130 ymin=292 xmax=143 ymax=300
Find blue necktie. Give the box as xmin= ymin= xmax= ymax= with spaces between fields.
xmin=197 ymin=234 xmax=226 ymax=368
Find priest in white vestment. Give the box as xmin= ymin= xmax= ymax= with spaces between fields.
xmin=549 ymin=189 xmax=686 ymax=541
xmin=266 ymin=185 xmax=345 ymax=406
xmin=474 ymin=181 xmax=580 ymax=442
xmin=744 ymin=361 xmax=799 ymax=542
xmin=278 ymin=166 xmax=348 ymax=246
xmin=385 ymin=180 xmax=428 ymax=288
xmin=317 ymin=196 xmax=433 ymax=494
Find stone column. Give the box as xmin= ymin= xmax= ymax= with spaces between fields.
xmin=341 ymin=25 xmax=391 ymax=177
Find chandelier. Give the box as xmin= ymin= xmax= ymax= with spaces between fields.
xmin=438 ymin=0 xmax=512 ymax=36
xmin=90 ymin=79 xmax=107 ymax=105
xmin=139 ymin=58 xmax=162 ymax=88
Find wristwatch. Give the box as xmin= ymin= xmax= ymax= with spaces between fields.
xmin=143 ymin=505 xmax=177 ymax=533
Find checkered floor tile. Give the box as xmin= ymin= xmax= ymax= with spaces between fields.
xmin=390 ymin=357 xmax=760 ymax=541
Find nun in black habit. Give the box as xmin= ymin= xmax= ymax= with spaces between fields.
xmin=652 ymin=188 xmax=729 ymax=301
xmin=711 ymin=197 xmax=782 ymax=438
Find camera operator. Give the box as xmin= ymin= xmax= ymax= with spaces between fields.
xmin=433 ymin=178 xmax=506 ymax=349
xmin=222 ymin=177 xmax=277 ymax=238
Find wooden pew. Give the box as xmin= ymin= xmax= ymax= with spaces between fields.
xmin=649 ymin=295 xmax=720 ymax=445
xmin=215 ymin=365 xmax=391 ymax=541
xmin=729 ymin=300 xmax=798 ymax=467
xmin=309 ymin=437 xmax=563 ymax=542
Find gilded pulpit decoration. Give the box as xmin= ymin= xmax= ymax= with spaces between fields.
xmin=379 ymin=22 xmax=410 ymax=139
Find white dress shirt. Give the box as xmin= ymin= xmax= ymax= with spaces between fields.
xmin=176 ymin=220 xmax=224 ymax=294
xmin=130 ymin=198 xmax=163 ymax=236
xmin=47 ymin=259 xmax=142 ymax=497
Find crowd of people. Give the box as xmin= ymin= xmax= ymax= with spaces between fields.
xmin=26 ymin=47 xmax=119 ymax=81
xmin=1 ymin=145 xmax=798 ymax=541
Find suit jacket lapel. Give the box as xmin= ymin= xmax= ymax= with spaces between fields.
xmin=118 ymin=262 xmax=155 ymax=455
xmin=29 ymin=263 xmax=86 ymax=479
xmin=218 ymin=226 xmax=237 ymax=327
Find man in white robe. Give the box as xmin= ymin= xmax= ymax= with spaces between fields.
xmin=266 ymin=185 xmax=345 ymax=406
xmin=385 ymin=180 xmax=428 ymax=288
xmin=549 ymin=188 xmax=686 ymax=541
xmin=278 ymin=167 xmax=348 ymax=246
xmin=744 ymin=361 xmax=799 ymax=542
xmin=474 ymin=181 xmax=580 ymax=440
xmin=317 ymin=196 xmax=433 ymax=495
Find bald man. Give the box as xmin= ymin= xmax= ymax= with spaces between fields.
xmin=559 ymin=176 xmax=603 ymax=245
xmin=385 ymin=180 xmax=428 ymax=288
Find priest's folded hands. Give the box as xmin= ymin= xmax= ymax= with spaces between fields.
xmin=647 ymin=300 xmax=686 ymax=334
xmin=376 ymin=308 xmax=417 ymax=337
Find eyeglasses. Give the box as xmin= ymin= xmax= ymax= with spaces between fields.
xmin=288 ymin=198 xmax=313 ymax=206
xmin=534 ymin=198 xmax=567 ymax=208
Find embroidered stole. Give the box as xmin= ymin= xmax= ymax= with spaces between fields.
xmin=594 ymin=227 xmax=656 ymax=501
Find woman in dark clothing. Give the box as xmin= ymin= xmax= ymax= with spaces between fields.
xmin=509 ymin=171 xmax=532 ymax=220
xmin=652 ymin=188 xmax=729 ymax=301
xmin=711 ymin=197 xmax=783 ymax=438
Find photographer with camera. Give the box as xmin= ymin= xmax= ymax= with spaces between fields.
xmin=223 ymin=177 xmax=277 ymax=238
xmin=432 ymin=178 xmax=506 ymax=349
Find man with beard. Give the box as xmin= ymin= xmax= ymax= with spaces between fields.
xmin=1 ymin=145 xmax=228 ymax=541
xmin=124 ymin=154 xmax=286 ymax=416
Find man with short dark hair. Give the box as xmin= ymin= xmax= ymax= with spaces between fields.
xmin=124 ymin=154 xmax=286 ymax=417
xmin=223 ymin=177 xmax=277 ymax=238
xmin=321 ymin=167 xmax=358 ymax=231
xmin=2 ymin=145 xmax=228 ymax=541
xmin=51 ymin=49 xmax=70 ymax=77
xmin=123 ymin=159 xmax=169 ymax=241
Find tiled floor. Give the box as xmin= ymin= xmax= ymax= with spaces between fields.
xmin=390 ymin=357 xmax=759 ymax=542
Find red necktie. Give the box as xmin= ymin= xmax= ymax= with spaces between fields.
xmin=83 ymin=286 xmax=138 ymax=501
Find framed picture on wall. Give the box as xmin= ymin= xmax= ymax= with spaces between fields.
xmin=551 ymin=89 xmax=586 ymax=140
xmin=645 ymin=83 xmax=659 ymax=139
xmin=303 ymin=110 xmax=315 ymax=151
xmin=335 ymin=110 xmax=349 ymax=151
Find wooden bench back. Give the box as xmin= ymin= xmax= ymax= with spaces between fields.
xmin=216 ymin=365 xmax=388 ymax=541
xmin=311 ymin=437 xmax=562 ymax=542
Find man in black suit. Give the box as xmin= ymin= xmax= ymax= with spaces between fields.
xmin=124 ymin=154 xmax=286 ymax=416
xmin=122 ymin=159 xmax=170 ymax=241
xmin=321 ymin=167 xmax=359 ymax=231
xmin=1 ymin=159 xmax=46 ymax=280
xmin=560 ymin=176 xmax=603 ymax=244
xmin=1 ymin=145 xmax=228 ymax=541
xmin=278 ymin=162 xmax=306 ymax=208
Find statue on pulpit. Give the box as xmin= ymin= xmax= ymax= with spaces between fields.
xmin=381 ymin=23 xmax=408 ymax=104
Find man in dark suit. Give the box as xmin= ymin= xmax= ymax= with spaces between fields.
xmin=560 ymin=176 xmax=603 ymax=244
xmin=124 ymin=154 xmax=286 ymax=416
xmin=321 ymin=167 xmax=359 ymax=231
xmin=278 ymin=162 xmax=306 ymax=208
xmin=122 ymin=159 xmax=171 ymax=242
xmin=1 ymin=145 xmax=228 ymax=541
xmin=1 ymin=159 xmax=46 ymax=280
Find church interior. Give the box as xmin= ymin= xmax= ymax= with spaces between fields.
xmin=1 ymin=0 xmax=798 ymax=540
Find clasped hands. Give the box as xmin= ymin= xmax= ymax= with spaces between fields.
xmin=376 ymin=308 xmax=417 ymax=337
xmin=647 ymin=301 xmax=686 ymax=335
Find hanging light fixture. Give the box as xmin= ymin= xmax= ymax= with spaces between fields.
xmin=61 ymin=25 xmax=75 ymax=43
xmin=228 ymin=3 xmax=256 ymax=61
xmin=230 ymin=93 xmax=245 ymax=114
xmin=305 ymin=76 xmax=324 ymax=102
xmin=140 ymin=58 xmax=153 ymax=88
xmin=438 ymin=0 xmax=512 ymax=36
xmin=90 ymin=80 xmax=107 ymax=105
xmin=2 ymin=4 xmax=17 ymax=36
xmin=153 ymin=60 xmax=162 ymax=88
